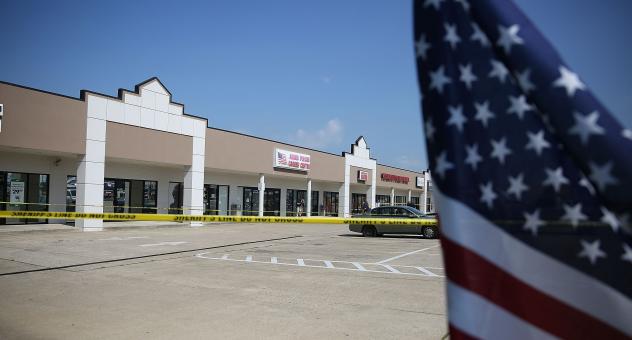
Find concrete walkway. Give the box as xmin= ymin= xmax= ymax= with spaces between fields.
xmin=0 ymin=220 xmax=187 ymax=233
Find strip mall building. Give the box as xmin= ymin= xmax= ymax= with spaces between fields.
xmin=0 ymin=78 xmax=434 ymax=230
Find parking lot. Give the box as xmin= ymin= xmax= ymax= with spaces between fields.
xmin=0 ymin=223 xmax=446 ymax=339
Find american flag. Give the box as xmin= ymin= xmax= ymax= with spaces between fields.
xmin=413 ymin=0 xmax=632 ymax=338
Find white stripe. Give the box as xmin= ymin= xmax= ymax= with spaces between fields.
xmin=270 ymin=257 xmax=278 ymax=264
xmin=245 ymin=255 xmax=253 ymax=262
xmin=323 ymin=260 xmax=334 ymax=268
xmin=447 ymin=281 xmax=556 ymax=340
xmin=221 ymin=254 xmax=229 ymax=260
xmin=351 ymin=262 xmax=367 ymax=271
xmin=381 ymin=264 xmax=401 ymax=273
xmin=297 ymin=259 xmax=305 ymax=266
xmin=435 ymin=188 xmax=632 ymax=336
xmin=415 ymin=266 xmax=439 ymax=277
xmin=376 ymin=245 xmax=440 ymax=264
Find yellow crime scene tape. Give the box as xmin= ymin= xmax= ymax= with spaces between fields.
xmin=0 ymin=210 xmax=438 ymax=225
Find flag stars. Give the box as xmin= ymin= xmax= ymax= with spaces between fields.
xmin=601 ymin=207 xmax=620 ymax=232
xmin=515 ymin=69 xmax=535 ymax=94
xmin=622 ymin=244 xmax=632 ymax=264
xmin=479 ymin=182 xmax=497 ymax=209
xmin=429 ymin=65 xmax=452 ymax=94
xmin=488 ymin=59 xmax=509 ymax=83
xmin=474 ymin=101 xmax=495 ymax=127
xmin=589 ymin=161 xmax=618 ymax=192
xmin=444 ymin=23 xmax=461 ymax=50
xmin=578 ymin=240 xmax=606 ymax=265
xmin=523 ymin=209 xmax=544 ymax=236
xmin=507 ymin=95 xmax=533 ymax=120
xmin=561 ymin=203 xmax=587 ymax=228
xmin=424 ymin=0 xmax=445 ymax=10
xmin=553 ymin=66 xmax=585 ymax=97
xmin=459 ymin=64 xmax=478 ymax=89
xmin=447 ymin=105 xmax=468 ymax=131
xmin=416 ymin=34 xmax=432 ymax=60
xmin=525 ymin=130 xmax=551 ymax=156
xmin=543 ymin=167 xmax=569 ymax=192
xmin=568 ymin=111 xmax=605 ymax=144
xmin=434 ymin=151 xmax=454 ymax=179
xmin=464 ymin=144 xmax=483 ymax=170
xmin=470 ymin=23 xmax=489 ymax=47
xmin=497 ymin=24 xmax=523 ymax=54
xmin=490 ymin=137 xmax=512 ymax=164
xmin=425 ymin=118 xmax=436 ymax=142
xmin=506 ymin=173 xmax=528 ymax=200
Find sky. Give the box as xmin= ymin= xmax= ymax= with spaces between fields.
xmin=1 ymin=0 xmax=630 ymax=172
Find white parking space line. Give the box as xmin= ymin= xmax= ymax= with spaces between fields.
xmin=195 ymin=253 xmax=443 ymax=278
xmin=138 ymin=241 xmax=188 ymax=247
xmin=98 ymin=236 xmax=149 ymax=241
xmin=376 ymin=245 xmax=441 ymax=264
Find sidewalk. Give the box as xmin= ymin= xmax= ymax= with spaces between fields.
xmin=0 ymin=220 xmax=186 ymax=233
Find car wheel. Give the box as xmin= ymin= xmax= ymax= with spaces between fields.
xmin=362 ymin=226 xmax=377 ymax=237
xmin=423 ymin=226 xmax=436 ymax=239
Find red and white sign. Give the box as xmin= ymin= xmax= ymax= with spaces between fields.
xmin=274 ymin=148 xmax=310 ymax=172
xmin=357 ymin=170 xmax=368 ymax=182
xmin=380 ymin=173 xmax=409 ymax=184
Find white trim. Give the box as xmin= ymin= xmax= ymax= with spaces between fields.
xmin=435 ymin=188 xmax=632 ymax=336
xmin=447 ymin=281 xmax=556 ymax=339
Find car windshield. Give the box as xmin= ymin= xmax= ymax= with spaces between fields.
xmin=405 ymin=207 xmax=425 ymax=216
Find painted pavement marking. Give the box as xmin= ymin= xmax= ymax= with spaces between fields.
xmin=195 ymin=253 xmax=444 ymax=278
xmin=375 ymin=245 xmax=441 ymax=264
xmin=139 ymin=241 xmax=189 ymax=247
xmin=98 ymin=236 xmax=150 ymax=241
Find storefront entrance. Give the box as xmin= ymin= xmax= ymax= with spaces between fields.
xmin=204 ymin=184 xmax=229 ymax=215
xmin=168 ymin=182 xmax=183 ymax=214
xmin=243 ymin=187 xmax=280 ymax=216
xmin=286 ymin=189 xmax=306 ymax=216
xmin=351 ymin=193 xmax=367 ymax=215
xmin=102 ymin=178 xmax=157 ymax=214
xmin=0 ymin=171 xmax=50 ymax=225
xmin=323 ymin=191 xmax=338 ymax=216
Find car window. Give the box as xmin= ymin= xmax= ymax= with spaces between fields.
xmin=371 ymin=207 xmax=384 ymax=215
xmin=394 ymin=208 xmax=411 ymax=217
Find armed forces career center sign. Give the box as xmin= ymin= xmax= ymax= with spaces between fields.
xmin=274 ymin=148 xmax=310 ymax=172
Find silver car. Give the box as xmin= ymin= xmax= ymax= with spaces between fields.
xmin=348 ymin=206 xmax=439 ymax=238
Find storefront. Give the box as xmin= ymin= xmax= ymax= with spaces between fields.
xmin=0 ymin=78 xmax=433 ymax=229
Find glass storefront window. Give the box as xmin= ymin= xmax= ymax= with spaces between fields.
xmin=204 ymin=184 xmax=229 ymax=215
xmin=323 ymin=191 xmax=338 ymax=217
xmin=395 ymin=195 xmax=407 ymax=206
xmin=311 ymin=191 xmax=319 ymax=216
xmin=169 ymin=182 xmax=183 ymax=214
xmin=376 ymin=195 xmax=390 ymax=207
xmin=286 ymin=189 xmax=306 ymax=216
xmin=143 ymin=181 xmax=158 ymax=213
xmin=0 ymin=171 xmax=49 ymax=225
xmin=351 ymin=193 xmax=367 ymax=214
xmin=410 ymin=196 xmax=420 ymax=210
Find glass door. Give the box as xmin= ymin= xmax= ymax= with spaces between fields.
xmin=5 ymin=172 xmax=27 ymax=224
xmin=323 ymin=191 xmax=339 ymax=217
xmin=218 ymin=185 xmax=229 ymax=215
xmin=311 ymin=191 xmax=319 ymax=216
xmin=264 ymin=188 xmax=281 ymax=216
xmin=351 ymin=193 xmax=367 ymax=215
xmin=169 ymin=182 xmax=183 ymax=214
xmin=242 ymin=187 xmax=259 ymax=216
xmin=130 ymin=180 xmax=144 ymax=213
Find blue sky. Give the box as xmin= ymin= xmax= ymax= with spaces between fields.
xmin=1 ymin=0 xmax=630 ymax=171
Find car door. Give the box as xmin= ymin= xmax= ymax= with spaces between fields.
xmin=392 ymin=207 xmax=420 ymax=234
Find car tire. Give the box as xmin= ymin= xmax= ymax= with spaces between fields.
xmin=362 ymin=225 xmax=377 ymax=237
xmin=422 ymin=226 xmax=436 ymax=239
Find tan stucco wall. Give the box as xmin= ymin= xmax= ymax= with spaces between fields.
xmin=0 ymin=83 xmax=86 ymax=154
xmin=205 ymin=129 xmax=344 ymax=182
xmin=106 ymin=122 xmax=192 ymax=165
xmin=376 ymin=164 xmax=423 ymax=190
xmin=350 ymin=166 xmax=372 ymax=184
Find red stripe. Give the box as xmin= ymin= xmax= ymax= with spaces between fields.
xmin=449 ymin=324 xmax=479 ymax=340
xmin=441 ymin=236 xmax=629 ymax=339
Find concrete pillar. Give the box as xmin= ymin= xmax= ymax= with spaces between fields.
xmin=368 ymin=169 xmax=376 ymax=208
xmin=258 ymin=174 xmax=265 ymax=217
xmin=422 ymin=180 xmax=428 ymax=214
xmin=184 ymin=122 xmax=206 ymax=226
xmin=306 ymin=179 xmax=312 ymax=217
xmin=390 ymin=188 xmax=395 ymax=206
xmin=339 ymin=182 xmax=349 ymax=218
xmin=76 ymin=95 xmax=107 ymax=231
xmin=407 ymin=189 xmax=412 ymax=204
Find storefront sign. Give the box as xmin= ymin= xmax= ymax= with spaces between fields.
xmin=416 ymin=176 xmax=424 ymax=188
xmin=357 ymin=170 xmax=368 ymax=182
xmin=10 ymin=181 xmax=25 ymax=203
xmin=274 ymin=148 xmax=310 ymax=171
xmin=380 ymin=173 xmax=409 ymax=184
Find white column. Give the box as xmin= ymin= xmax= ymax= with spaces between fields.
xmin=258 ymin=174 xmax=265 ymax=217
xmin=422 ymin=179 xmax=428 ymax=214
xmin=77 ymin=95 xmax=107 ymax=231
xmin=184 ymin=119 xmax=206 ymax=227
xmin=341 ymin=165 xmax=350 ymax=217
xmin=369 ymin=169 xmax=376 ymax=208
xmin=390 ymin=187 xmax=395 ymax=206
xmin=407 ymin=189 xmax=412 ymax=204
xmin=306 ymin=179 xmax=312 ymax=217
